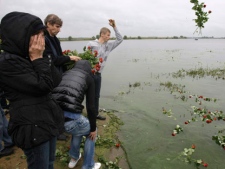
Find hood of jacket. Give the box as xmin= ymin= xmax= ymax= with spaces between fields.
xmin=73 ymin=60 xmax=92 ymax=74
xmin=0 ymin=11 xmax=45 ymax=59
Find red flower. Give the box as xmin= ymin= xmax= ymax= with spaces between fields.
xmin=62 ymin=50 xmax=67 ymax=55
xmin=95 ymin=63 xmax=100 ymax=68
xmin=206 ymin=119 xmax=212 ymax=123
xmin=94 ymin=50 xmax=98 ymax=57
xmin=91 ymin=69 xmax=96 ymax=74
xmin=67 ymin=50 xmax=71 ymax=53
xmin=172 ymin=133 xmax=176 ymax=136
xmin=191 ymin=144 xmax=196 ymax=149
xmin=208 ymin=10 xmax=212 ymax=14
xmin=96 ymin=67 xmax=100 ymax=71
xmin=99 ymin=58 xmax=103 ymax=63
xmin=115 ymin=143 xmax=120 ymax=148
xmin=88 ymin=46 xmax=91 ymax=50
xmin=198 ymin=95 xmax=203 ymax=98
xmin=203 ymin=4 xmax=206 ymax=8
xmin=184 ymin=121 xmax=189 ymax=124
xmin=202 ymin=163 xmax=208 ymax=167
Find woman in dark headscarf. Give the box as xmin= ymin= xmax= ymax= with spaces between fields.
xmin=0 ymin=11 xmax=64 ymax=169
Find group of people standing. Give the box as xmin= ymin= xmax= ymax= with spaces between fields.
xmin=0 ymin=11 xmax=123 ymax=169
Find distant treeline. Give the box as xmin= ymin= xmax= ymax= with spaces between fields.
xmin=58 ymin=35 xmax=225 ymax=41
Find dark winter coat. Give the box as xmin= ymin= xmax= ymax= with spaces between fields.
xmin=44 ymin=30 xmax=70 ymax=72
xmin=52 ymin=60 xmax=97 ymax=132
xmin=0 ymin=12 xmax=64 ymax=149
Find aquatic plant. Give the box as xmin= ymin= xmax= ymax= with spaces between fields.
xmin=172 ymin=68 xmax=225 ymax=80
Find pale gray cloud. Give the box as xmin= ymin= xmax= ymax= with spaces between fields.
xmin=0 ymin=0 xmax=224 ymax=37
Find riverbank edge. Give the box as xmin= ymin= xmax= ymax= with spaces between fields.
xmin=0 ymin=111 xmax=131 ymax=169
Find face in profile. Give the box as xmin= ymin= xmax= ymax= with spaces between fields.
xmin=47 ymin=23 xmax=61 ymax=36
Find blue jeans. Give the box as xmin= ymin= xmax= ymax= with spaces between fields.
xmin=23 ymin=137 xmax=57 ymax=169
xmin=64 ymin=115 xmax=96 ymax=169
xmin=0 ymin=105 xmax=13 ymax=151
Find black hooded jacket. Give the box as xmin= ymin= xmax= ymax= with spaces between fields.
xmin=52 ymin=60 xmax=97 ymax=132
xmin=0 ymin=12 xmax=64 ymax=149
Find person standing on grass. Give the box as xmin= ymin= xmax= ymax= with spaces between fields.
xmin=86 ymin=19 xmax=123 ymax=120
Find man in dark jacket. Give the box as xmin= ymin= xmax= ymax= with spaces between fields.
xmin=43 ymin=14 xmax=81 ymax=73
xmin=0 ymin=12 xmax=64 ymax=169
xmin=43 ymin=14 xmax=81 ymax=140
xmin=52 ymin=60 xmax=101 ymax=169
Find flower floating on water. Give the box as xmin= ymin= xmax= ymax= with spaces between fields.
xmin=162 ymin=107 xmax=173 ymax=117
xmin=212 ymin=134 xmax=225 ymax=150
xmin=172 ymin=125 xmax=183 ymax=136
xmin=184 ymin=121 xmax=190 ymax=124
xmin=202 ymin=162 xmax=208 ymax=167
xmin=179 ymin=144 xmax=208 ymax=168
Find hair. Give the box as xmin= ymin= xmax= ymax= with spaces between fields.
xmin=44 ymin=14 xmax=63 ymax=26
xmin=99 ymin=27 xmax=110 ymax=36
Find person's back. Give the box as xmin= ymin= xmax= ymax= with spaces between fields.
xmin=52 ymin=60 xmax=101 ymax=169
xmin=52 ymin=60 xmax=96 ymax=130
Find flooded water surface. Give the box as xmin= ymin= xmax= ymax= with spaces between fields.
xmin=62 ymin=39 xmax=225 ymax=169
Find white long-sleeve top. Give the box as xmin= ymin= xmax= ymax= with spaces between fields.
xmin=86 ymin=27 xmax=123 ymax=73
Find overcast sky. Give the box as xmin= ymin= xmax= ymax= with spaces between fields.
xmin=0 ymin=0 xmax=225 ymax=38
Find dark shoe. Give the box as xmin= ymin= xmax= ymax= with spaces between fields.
xmin=96 ymin=115 xmax=106 ymax=120
xmin=0 ymin=148 xmax=14 ymax=158
xmin=57 ymin=134 xmax=67 ymax=141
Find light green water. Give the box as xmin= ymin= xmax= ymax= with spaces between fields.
xmin=62 ymin=39 xmax=225 ymax=169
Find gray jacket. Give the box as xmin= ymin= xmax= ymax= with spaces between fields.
xmin=86 ymin=27 xmax=123 ymax=73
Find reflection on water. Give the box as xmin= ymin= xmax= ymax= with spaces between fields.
xmin=62 ymin=39 xmax=225 ymax=169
